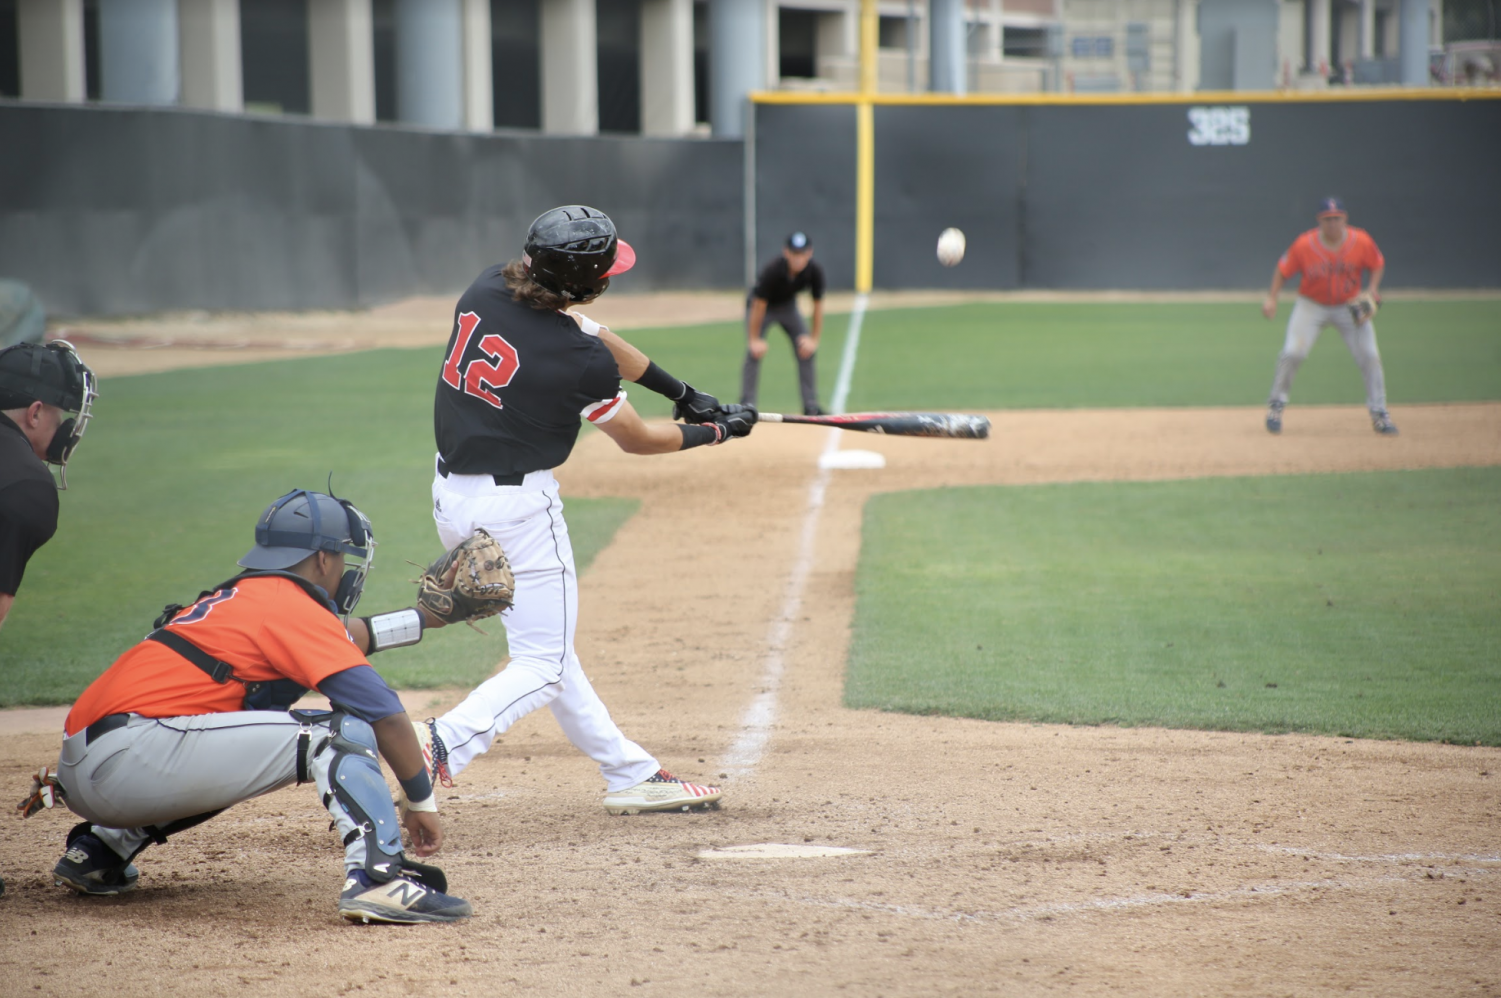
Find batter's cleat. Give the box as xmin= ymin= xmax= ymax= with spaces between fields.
xmin=1265 ymin=401 xmax=1284 ymax=434
xmin=53 ymin=833 xmax=140 ymax=896
xmin=1371 ymin=410 xmax=1399 ymax=435
xmin=603 ymin=770 xmax=722 ymax=815
xmin=414 ymin=717 xmax=454 ymax=788
xmin=338 ymin=869 xmax=472 ymax=924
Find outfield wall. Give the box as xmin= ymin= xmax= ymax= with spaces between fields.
xmin=0 ymin=103 xmax=743 ymax=315
xmin=3 ymin=97 xmax=1498 ymax=316
xmin=754 ymin=96 xmax=1501 ymax=291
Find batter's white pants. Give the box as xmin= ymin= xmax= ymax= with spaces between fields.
xmin=430 ymin=463 xmax=659 ymax=792
xmin=1268 ymin=295 xmax=1388 ymax=412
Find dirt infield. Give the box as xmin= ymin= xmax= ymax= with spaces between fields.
xmin=2 ymin=397 xmax=1498 ymax=997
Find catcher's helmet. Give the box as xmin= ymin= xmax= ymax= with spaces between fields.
xmin=522 ymin=205 xmax=636 ymax=303
xmin=239 ymin=489 xmax=375 ymax=614
xmin=0 ymin=340 xmax=99 ymax=489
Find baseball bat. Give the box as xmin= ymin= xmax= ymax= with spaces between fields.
xmin=756 ymin=410 xmax=990 ymax=439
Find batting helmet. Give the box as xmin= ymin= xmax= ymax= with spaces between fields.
xmin=239 ymin=489 xmax=375 ymax=614
xmin=522 ymin=205 xmax=636 ymax=303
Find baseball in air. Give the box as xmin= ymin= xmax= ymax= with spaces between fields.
xmin=936 ymin=227 xmax=966 ymax=267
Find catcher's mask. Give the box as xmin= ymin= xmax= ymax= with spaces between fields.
xmin=522 ymin=205 xmax=636 ymax=304
xmin=0 ymin=339 xmax=99 ymax=490
xmin=238 ymin=489 xmax=375 ymax=615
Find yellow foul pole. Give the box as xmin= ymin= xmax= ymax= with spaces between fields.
xmin=855 ymin=0 xmax=877 ymax=294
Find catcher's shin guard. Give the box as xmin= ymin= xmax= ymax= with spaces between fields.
xmin=317 ymin=713 xmax=406 ymax=883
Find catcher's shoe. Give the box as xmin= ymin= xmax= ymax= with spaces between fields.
xmin=53 ymin=833 xmax=140 ymax=896
xmin=1371 ymin=410 xmax=1399 ymax=436
xmin=603 ymin=770 xmax=722 ymax=815
xmin=414 ymin=717 xmax=454 ymax=788
xmin=338 ymin=870 xmax=472 ymax=924
xmin=1265 ymin=401 xmax=1284 ymax=435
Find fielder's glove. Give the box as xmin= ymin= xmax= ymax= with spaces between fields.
xmin=417 ymin=529 xmax=515 ymax=626
xmin=672 ymin=383 xmax=721 ymax=424
xmin=708 ymin=404 xmax=757 ymax=443
xmin=1348 ymin=292 xmax=1379 ymax=324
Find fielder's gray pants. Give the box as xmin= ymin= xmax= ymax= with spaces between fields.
xmin=56 ymin=711 xmax=376 ymax=871
xmin=1268 ymin=295 xmax=1388 ymax=412
xmin=740 ymin=299 xmax=820 ymax=412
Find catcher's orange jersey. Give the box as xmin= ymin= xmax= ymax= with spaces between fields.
xmin=66 ymin=576 xmax=367 ymax=735
xmin=1277 ymin=226 xmax=1384 ymax=306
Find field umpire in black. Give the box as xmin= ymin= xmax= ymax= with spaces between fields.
xmin=0 ymin=340 xmax=97 ymax=633
xmin=741 ymin=231 xmax=827 ymax=416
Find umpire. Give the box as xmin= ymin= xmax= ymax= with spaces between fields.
xmin=741 ymin=231 xmax=827 ymax=416
xmin=0 ymin=340 xmax=97 ymax=632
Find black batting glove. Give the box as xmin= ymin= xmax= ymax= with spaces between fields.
xmin=708 ymin=404 xmax=757 ymax=442
xmin=672 ymin=383 xmax=721 ymax=424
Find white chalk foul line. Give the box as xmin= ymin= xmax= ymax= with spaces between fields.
xmin=721 ymin=293 xmax=869 ymax=780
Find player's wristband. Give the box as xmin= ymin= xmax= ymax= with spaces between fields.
xmin=399 ymin=769 xmax=434 ymax=806
xmin=634 ymin=361 xmax=688 ymax=402
xmin=362 ymin=608 xmax=424 ymax=655
xmin=678 ymin=423 xmax=722 ymax=450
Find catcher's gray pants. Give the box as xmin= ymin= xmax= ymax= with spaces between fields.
xmin=56 ymin=711 xmax=379 ymax=871
xmin=740 ymin=299 xmax=820 ymax=412
xmin=1269 ymin=295 xmax=1388 ymax=412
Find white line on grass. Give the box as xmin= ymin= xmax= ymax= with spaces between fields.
xmin=721 ymin=293 xmax=869 ymax=780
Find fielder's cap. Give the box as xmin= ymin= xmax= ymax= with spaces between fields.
xmin=786 ymin=231 xmax=811 ymax=251
xmin=1317 ymin=197 xmax=1347 ymax=217
xmin=239 ymin=490 xmax=371 ymax=571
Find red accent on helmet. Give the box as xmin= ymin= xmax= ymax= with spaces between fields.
xmin=602 ymin=239 xmax=636 ymax=278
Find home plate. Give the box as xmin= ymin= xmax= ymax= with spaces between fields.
xmin=819 ymin=449 xmax=885 ymax=470
xmin=697 ymin=843 xmax=871 ymax=860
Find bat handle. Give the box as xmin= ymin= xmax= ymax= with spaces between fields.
xmin=757 ymin=412 xmax=785 ymax=423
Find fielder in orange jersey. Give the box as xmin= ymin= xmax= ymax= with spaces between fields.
xmin=30 ymin=490 xmax=475 ymax=924
xmin=1261 ymin=196 xmax=1397 ymax=435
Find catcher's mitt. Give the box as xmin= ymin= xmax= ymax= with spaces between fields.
xmin=1348 ymin=292 xmax=1378 ymax=324
xmin=417 ymin=529 xmax=515 ymax=626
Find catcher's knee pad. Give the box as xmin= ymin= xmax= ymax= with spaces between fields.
xmin=322 ymin=714 xmax=404 ymax=882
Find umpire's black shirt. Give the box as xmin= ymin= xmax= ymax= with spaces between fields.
xmin=434 ymin=266 xmax=623 ymax=476
xmin=752 ymin=256 xmax=826 ymax=307
xmin=0 ymin=412 xmax=58 ymax=596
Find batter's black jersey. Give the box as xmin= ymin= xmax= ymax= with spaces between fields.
xmin=434 ymin=266 xmax=625 ymax=476
xmin=751 ymin=256 xmax=825 ymax=307
xmin=0 ymin=413 xmax=59 ymax=595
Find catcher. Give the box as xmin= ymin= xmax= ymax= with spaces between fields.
xmin=22 ymin=488 xmax=509 ymax=923
xmin=1260 ymin=196 xmax=1397 ymax=436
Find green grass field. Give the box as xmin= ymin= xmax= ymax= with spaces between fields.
xmin=0 ymin=348 xmax=639 ymax=704
xmin=846 ymin=468 xmax=1501 ymax=744
xmin=843 ymin=299 xmax=1501 ymax=410
xmin=2 ymin=297 xmax=1496 ymax=722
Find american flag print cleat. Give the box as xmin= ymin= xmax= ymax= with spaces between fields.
xmin=414 ymin=718 xmax=454 ymax=788
xmin=603 ymin=769 xmax=723 ymax=815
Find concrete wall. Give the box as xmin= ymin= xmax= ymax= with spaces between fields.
xmin=0 ymin=102 xmax=743 ymax=315
xmin=754 ymin=97 xmax=1501 ymax=290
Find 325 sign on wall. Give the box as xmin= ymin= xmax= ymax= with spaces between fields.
xmin=1187 ymin=106 xmax=1251 ymax=146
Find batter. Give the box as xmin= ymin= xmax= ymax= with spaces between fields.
xmin=422 ymin=205 xmax=755 ymax=814
xmin=1261 ymin=197 xmax=1396 ymax=436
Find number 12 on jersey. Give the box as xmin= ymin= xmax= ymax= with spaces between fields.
xmin=442 ymin=311 xmax=521 ymax=409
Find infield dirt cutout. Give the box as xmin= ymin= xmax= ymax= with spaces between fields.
xmin=3 ymin=297 xmax=1498 ymax=996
